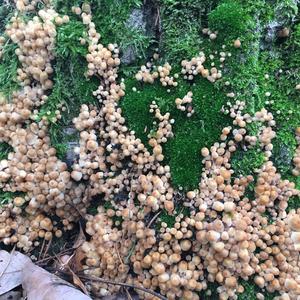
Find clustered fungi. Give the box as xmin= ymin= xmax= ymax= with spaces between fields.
xmin=81 ymin=95 xmax=300 ymax=299
xmin=181 ymin=51 xmax=224 ymax=83
xmin=0 ymin=2 xmax=300 ymax=300
xmin=135 ymin=59 xmax=178 ymax=87
xmin=15 ymin=0 xmax=45 ymax=12
xmin=175 ymin=91 xmax=194 ymax=117
xmin=202 ymin=28 xmax=218 ymax=41
xmin=0 ymin=5 xmax=87 ymax=251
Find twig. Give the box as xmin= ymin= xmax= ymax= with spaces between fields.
xmin=147 ymin=211 xmax=161 ymax=228
xmin=38 ymin=238 xmax=46 ymax=260
xmin=36 ymin=248 xmax=73 ymax=265
xmin=43 ymin=237 xmax=53 ymax=260
xmin=115 ymin=244 xmax=124 ymax=266
xmin=125 ymin=288 xmax=133 ymax=300
xmin=79 ymin=274 xmax=167 ymax=300
xmin=124 ymin=241 xmax=136 ymax=264
xmin=0 ymin=245 xmax=16 ymax=279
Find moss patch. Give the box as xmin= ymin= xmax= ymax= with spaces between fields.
xmin=0 ymin=42 xmax=19 ymax=99
xmin=122 ymin=74 xmax=230 ymax=190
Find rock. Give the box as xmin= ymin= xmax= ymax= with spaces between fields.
xmin=62 ymin=127 xmax=79 ymax=168
xmin=264 ymin=21 xmax=282 ymax=45
xmin=121 ymin=9 xmax=146 ymax=65
xmin=127 ymin=9 xmax=145 ymax=31
xmin=121 ymin=0 xmax=161 ymax=65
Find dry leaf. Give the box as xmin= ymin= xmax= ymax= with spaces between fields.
xmin=71 ymin=248 xmax=86 ymax=273
xmin=0 ymin=291 xmax=21 ymax=300
xmin=0 ymin=250 xmax=30 ymax=295
xmin=22 ymin=261 xmax=92 ymax=300
xmin=69 ymin=268 xmax=89 ymax=295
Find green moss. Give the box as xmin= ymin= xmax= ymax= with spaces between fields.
xmin=231 ymin=147 xmax=265 ymax=177
xmin=165 ymin=79 xmax=229 ymax=189
xmin=160 ymin=0 xmax=219 ymax=62
xmin=122 ymin=74 xmax=229 ymax=190
xmin=208 ymin=0 xmax=254 ymax=40
xmin=0 ymin=42 xmax=19 ymax=99
xmin=0 ymin=142 xmax=12 ymax=161
xmin=0 ymin=191 xmax=15 ymax=206
xmin=238 ymin=279 xmax=278 ymax=300
xmin=55 ymin=19 xmax=88 ymax=58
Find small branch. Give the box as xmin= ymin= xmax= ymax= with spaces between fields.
xmin=147 ymin=210 xmax=161 ymax=228
xmin=79 ymin=274 xmax=167 ymax=300
xmin=38 ymin=238 xmax=46 ymax=261
xmin=36 ymin=248 xmax=73 ymax=265
xmin=43 ymin=237 xmax=53 ymax=260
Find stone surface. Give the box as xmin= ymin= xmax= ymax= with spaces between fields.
xmin=62 ymin=127 xmax=79 ymax=168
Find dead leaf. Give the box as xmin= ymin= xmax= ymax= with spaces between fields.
xmin=0 ymin=250 xmax=30 ymax=295
xmin=69 ymin=268 xmax=89 ymax=295
xmin=22 ymin=261 xmax=92 ymax=300
xmin=71 ymin=248 xmax=85 ymax=273
xmin=0 ymin=291 xmax=21 ymax=300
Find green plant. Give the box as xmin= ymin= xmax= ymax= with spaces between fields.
xmin=159 ymin=0 xmax=219 ymax=62
xmin=55 ymin=19 xmax=88 ymax=58
xmin=208 ymin=0 xmax=254 ymax=40
xmin=0 ymin=142 xmax=12 ymax=160
xmin=122 ymin=74 xmax=230 ymax=190
xmin=231 ymin=147 xmax=265 ymax=177
xmin=0 ymin=191 xmax=14 ymax=206
xmin=0 ymin=42 xmax=19 ymax=98
xmin=0 ymin=1 xmax=15 ymax=35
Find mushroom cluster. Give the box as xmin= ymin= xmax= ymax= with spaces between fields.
xmin=175 ymin=91 xmax=194 ymax=117
xmin=68 ymin=6 xmax=300 ymax=299
xmin=81 ymin=207 xmax=132 ymax=296
xmin=202 ymin=28 xmax=218 ymax=40
xmin=1 ymin=3 xmax=300 ymax=300
xmin=79 ymin=87 xmax=300 ymax=299
xmin=0 ymin=5 xmax=88 ymax=250
xmin=149 ymin=100 xmax=174 ymax=148
xmin=181 ymin=52 xmax=223 ymax=83
xmin=135 ymin=61 xmax=178 ymax=87
xmin=15 ymin=0 xmax=46 ymax=12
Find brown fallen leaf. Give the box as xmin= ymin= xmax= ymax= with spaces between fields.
xmin=71 ymin=248 xmax=86 ymax=273
xmin=69 ymin=267 xmax=89 ymax=295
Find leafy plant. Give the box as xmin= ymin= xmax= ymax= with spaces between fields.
xmin=208 ymin=0 xmax=254 ymax=40
xmin=0 ymin=42 xmax=19 ymax=98
xmin=0 ymin=142 xmax=12 ymax=160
